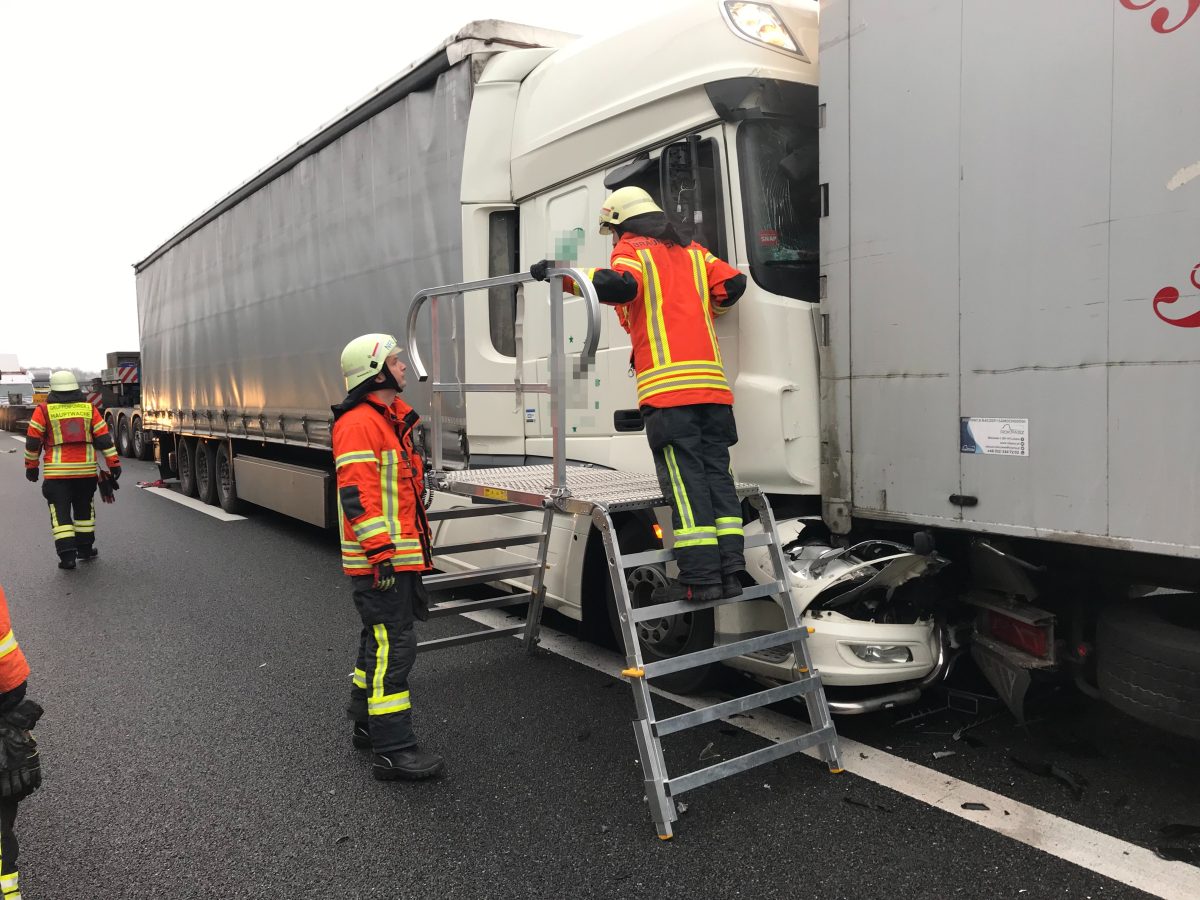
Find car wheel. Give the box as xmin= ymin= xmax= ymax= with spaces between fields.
xmin=605 ymin=520 xmax=715 ymax=694
xmin=215 ymin=443 xmax=245 ymax=514
xmin=177 ymin=438 xmax=198 ymax=497
xmin=132 ymin=417 xmax=154 ymax=460
xmin=1097 ymin=594 xmax=1200 ymax=741
xmin=194 ymin=440 xmax=219 ymax=506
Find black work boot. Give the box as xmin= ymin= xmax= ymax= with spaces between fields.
xmin=352 ymin=722 xmax=370 ymax=750
xmin=57 ymin=551 xmax=77 ymax=570
xmin=651 ymin=581 xmax=722 ymax=603
xmin=373 ymin=746 xmax=445 ymax=781
xmin=78 ymin=546 xmax=99 ymax=562
xmin=721 ymin=574 xmax=744 ymax=599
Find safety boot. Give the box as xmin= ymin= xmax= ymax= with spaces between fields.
xmin=373 ymin=746 xmax=445 ymax=781
xmin=721 ymin=573 xmax=744 ymax=599
xmin=352 ymin=722 xmax=370 ymax=750
xmin=650 ymin=581 xmax=721 ymax=603
xmin=57 ymin=551 xmax=77 ymax=570
xmin=78 ymin=547 xmax=99 ymax=562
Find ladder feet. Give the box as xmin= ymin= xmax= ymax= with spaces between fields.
xmin=658 ymin=833 xmax=673 ymax=841
xmin=829 ymin=767 xmax=845 ymax=774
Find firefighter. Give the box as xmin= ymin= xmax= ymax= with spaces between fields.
xmin=0 ymin=583 xmax=45 ymax=900
xmin=531 ymin=186 xmax=749 ymax=602
xmin=24 ymin=371 xmax=121 ymax=569
xmin=331 ymin=334 xmax=444 ymax=780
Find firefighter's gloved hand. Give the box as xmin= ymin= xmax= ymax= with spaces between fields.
xmin=0 ymin=699 xmax=44 ymax=802
xmin=529 ymin=259 xmax=552 ymax=282
xmin=25 ymin=468 xmax=38 ymax=483
xmin=372 ymin=560 xmax=396 ymax=592
xmin=108 ymin=467 xmax=121 ymax=484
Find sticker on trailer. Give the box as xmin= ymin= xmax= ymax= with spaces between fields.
xmin=525 ymin=408 xmax=537 ymax=422
xmin=960 ymin=418 xmax=1029 ymax=456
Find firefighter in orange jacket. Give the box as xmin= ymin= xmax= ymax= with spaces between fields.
xmin=532 ymin=187 xmax=749 ymax=602
xmin=331 ymin=334 xmax=444 ymax=781
xmin=24 ymin=371 xmax=121 ymax=569
xmin=0 ymin=584 xmax=46 ymax=900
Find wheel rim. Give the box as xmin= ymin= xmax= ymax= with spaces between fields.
xmin=132 ymin=421 xmax=143 ymax=454
xmin=628 ymin=565 xmax=696 ymax=655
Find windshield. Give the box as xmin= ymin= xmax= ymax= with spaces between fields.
xmin=737 ymin=117 xmax=819 ymax=301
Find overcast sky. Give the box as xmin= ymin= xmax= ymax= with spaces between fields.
xmin=0 ymin=0 xmax=630 ymax=372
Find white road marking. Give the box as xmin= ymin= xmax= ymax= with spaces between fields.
xmin=461 ymin=607 xmax=1200 ymax=900
xmin=11 ymin=436 xmax=26 ymax=443
xmin=143 ymin=487 xmax=245 ymax=521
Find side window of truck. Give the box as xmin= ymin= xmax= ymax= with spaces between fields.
xmin=488 ymin=210 xmax=519 ymax=356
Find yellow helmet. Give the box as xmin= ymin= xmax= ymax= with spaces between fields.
xmin=340 ymin=333 xmax=399 ymax=392
xmin=50 ymin=370 xmax=79 ymax=392
xmin=598 ymin=186 xmax=663 ymax=234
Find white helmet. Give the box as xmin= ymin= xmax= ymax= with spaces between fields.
xmin=598 ymin=186 xmax=663 ymax=234
xmin=50 ymin=370 xmax=79 ymax=392
xmin=340 ymin=333 xmax=399 ymax=392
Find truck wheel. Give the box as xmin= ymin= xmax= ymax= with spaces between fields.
xmin=194 ymin=440 xmax=219 ymax=506
xmin=177 ymin=438 xmax=199 ymax=497
xmin=605 ymin=521 xmax=715 ymax=694
xmin=1097 ymin=595 xmax=1200 ymax=741
xmin=117 ymin=416 xmax=133 ymax=457
xmin=214 ymin=444 xmax=245 ymax=514
xmin=132 ymin=417 xmax=154 ymax=461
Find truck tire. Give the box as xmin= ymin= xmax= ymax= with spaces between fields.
xmin=132 ymin=416 xmax=154 ymax=461
xmin=194 ymin=440 xmax=219 ymax=506
xmin=214 ymin=443 xmax=245 ymax=514
xmin=177 ymin=438 xmax=199 ymax=498
xmin=1096 ymin=595 xmax=1200 ymax=741
xmin=117 ymin=416 xmax=133 ymax=458
xmin=605 ymin=520 xmax=716 ymax=694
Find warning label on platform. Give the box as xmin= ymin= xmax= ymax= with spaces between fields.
xmin=960 ymin=417 xmax=1029 ymax=456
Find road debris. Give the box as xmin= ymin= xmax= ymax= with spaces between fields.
xmin=844 ymin=796 xmax=892 ymax=813
xmin=932 ymin=750 xmax=957 ymax=760
xmin=961 ymin=802 xmax=990 ymax=811
xmin=1010 ymin=755 xmax=1088 ymax=801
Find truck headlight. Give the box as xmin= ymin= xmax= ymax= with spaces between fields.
xmin=722 ymin=2 xmax=802 ymax=55
xmin=847 ymin=644 xmax=914 ymax=664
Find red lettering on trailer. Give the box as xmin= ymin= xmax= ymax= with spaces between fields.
xmin=1119 ymin=0 xmax=1199 ymax=33
xmin=1151 ymin=262 xmax=1200 ymax=327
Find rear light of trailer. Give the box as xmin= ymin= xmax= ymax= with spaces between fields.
xmin=985 ymin=610 xmax=1051 ymax=659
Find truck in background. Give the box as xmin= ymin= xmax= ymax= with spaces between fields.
xmin=0 ymin=354 xmax=35 ymax=433
xmin=131 ymin=1 xmax=1200 ymax=737
xmin=96 ymin=351 xmax=151 ymax=460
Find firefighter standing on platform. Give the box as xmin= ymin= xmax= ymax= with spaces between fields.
xmin=532 ymin=186 xmax=749 ymax=603
xmin=24 ymin=371 xmax=121 ymax=569
xmin=332 ymin=334 xmax=444 ymax=781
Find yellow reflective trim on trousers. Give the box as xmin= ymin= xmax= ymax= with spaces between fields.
xmin=352 ymin=668 xmax=367 ymax=689
xmin=49 ymin=505 xmax=75 ymax=538
xmin=0 ymin=871 xmax=17 ymax=897
xmin=674 ymin=536 xmax=719 ymax=548
xmin=715 ymin=516 xmax=743 ymax=537
xmin=663 ymin=445 xmax=695 ymax=530
xmin=372 ymin=623 xmax=390 ymax=706
xmin=369 ymin=691 xmax=412 ymax=716
xmin=638 ymin=249 xmax=670 ymax=367
xmin=335 ymin=451 xmax=377 ymax=469
xmin=0 ymin=630 xmax=18 ymax=660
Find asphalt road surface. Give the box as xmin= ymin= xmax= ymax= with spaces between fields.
xmin=1 ymin=442 xmax=1197 ymax=899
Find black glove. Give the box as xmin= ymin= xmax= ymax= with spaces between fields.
xmin=529 ymin=258 xmax=552 ymax=282
xmin=372 ymin=560 xmax=396 ymax=592
xmin=108 ymin=467 xmax=121 ymax=484
xmin=25 ymin=468 xmax=38 ymax=483
xmin=413 ymin=578 xmax=431 ymax=622
xmin=0 ymin=699 xmax=43 ymax=802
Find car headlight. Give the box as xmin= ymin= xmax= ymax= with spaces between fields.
xmin=723 ymin=2 xmax=803 ymax=55
xmin=847 ymin=644 xmax=914 ymax=664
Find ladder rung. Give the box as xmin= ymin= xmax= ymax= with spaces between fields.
xmin=654 ymin=677 xmax=821 ymax=737
xmin=641 ymin=626 xmax=809 ymax=680
xmin=426 ymin=592 xmax=533 ymax=619
xmin=423 ymin=562 xmax=540 ymax=591
xmin=667 ymin=724 xmax=837 ymax=796
xmin=621 ymin=531 xmax=773 ymax=569
xmin=629 ymin=581 xmax=785 ymax=623
xmin=426 ymin=502 xmax=528 ymax=521
xmin=433 ymin=533 xmax=544 ymax=555
xmin=416 ymin=624 xmax=525 ymax=653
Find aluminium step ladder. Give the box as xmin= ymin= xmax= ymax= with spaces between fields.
xmin=405 ymin=271 xmax=843 ymax=838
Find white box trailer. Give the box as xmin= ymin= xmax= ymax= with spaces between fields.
xmin=819 ymin=0 xmax=1200 ymax=736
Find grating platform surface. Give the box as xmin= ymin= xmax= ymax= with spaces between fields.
xmin=437 ymin=464 xmax=758 ymax=515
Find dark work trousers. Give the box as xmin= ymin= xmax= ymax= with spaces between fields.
xmin=41 ymin=476 xmax=97 ymax=560
xmin=347 ymin=573 xmax=419 ymax=754
xmin=0 ymin=799 xmax=18 ymax=880
xmin=643 ymin=403 xmax=745 ymax=586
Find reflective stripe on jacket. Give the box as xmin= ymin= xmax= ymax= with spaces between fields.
xmin=332 ymin=396 xmax=431 ymax=576
xmin=572 ymin=236 xmax=743 ymax=408
xmin=0 ymin=586 xmax=30 ymax=695
xmin=25 ymin=399 xmax=120 ymax=479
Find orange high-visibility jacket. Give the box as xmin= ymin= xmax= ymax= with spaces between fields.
xmin=0 ymin=586 xmax=31 ymax=695
xmin=332 ymin=396 xmax=431 ymax=577
xmin=573 ymin=235 xmax=743 ymax=409
xmin=25 ymin=400 xmax=120 ymax=479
